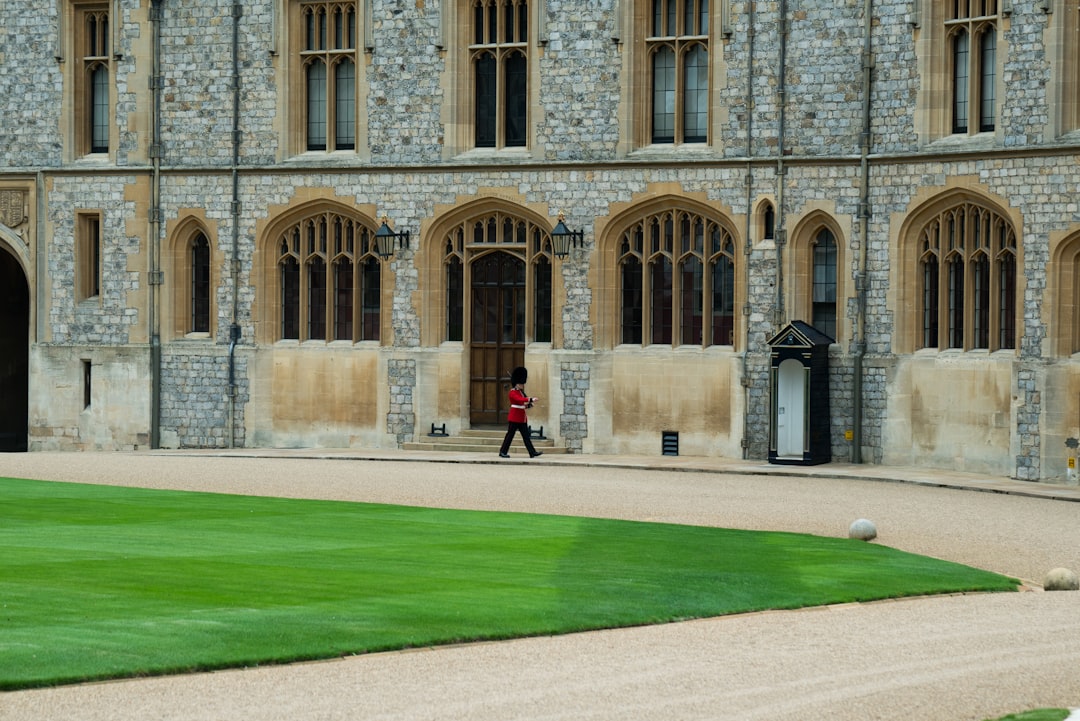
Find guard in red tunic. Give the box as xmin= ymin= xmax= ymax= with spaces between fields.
xmin=499 ymin=366 xmax=543 ymax=459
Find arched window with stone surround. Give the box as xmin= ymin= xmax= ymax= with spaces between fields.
xmin=916 ymin=201 xmax=1016 ymax=351
xmin=168 ymin=220 xmax=217 ymax=339
xmin=617 ymin=206 xmax=737 ymax=347
xmin=1051 ymin=231 xmax=1080 ymax=357
xmin=275 ymin=209 xmax=382 ymax=342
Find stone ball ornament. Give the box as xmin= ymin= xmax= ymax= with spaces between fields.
xmin=1044 ymin=567 xmax=1079 ymax=591
xmin=848 ymin=518 xmax=878 ymax=542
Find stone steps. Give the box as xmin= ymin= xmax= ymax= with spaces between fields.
xmin=403 ymin=428 xmax=569 ymax=455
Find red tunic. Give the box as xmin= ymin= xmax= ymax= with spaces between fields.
xmin=507 ymin=388 xmax=534 ymax=424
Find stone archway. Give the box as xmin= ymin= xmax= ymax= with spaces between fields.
xmin=0 ymin=246 xmax=29 ymax=451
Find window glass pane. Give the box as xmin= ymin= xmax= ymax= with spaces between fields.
xmin=948 ymin=258 xmax=965 ymax=348
xmin=999 ymin=253 xmax=1016 ymax=349
xmin=446 ymin=258 xmax=464 ymax=342
xmin=621 ymin=258 xmax=643 ymax=344
xmin=679 ymin=256 xmax=703 ymax=345
xmin=652 ymin=47 xmax=676 ymax=143
xmin=534 ymin=259 xmax=551 ymax=343
xmin=711 ymin=256 xmax=734 ymax=346
xmin=651 ymin=257 xmax=673 ymax=344
xmin=281 ymin=258 xmax=300 ymax=339
xmin=308 ymin=257 xmax=327 ymax=340
xmin=953 ymin=31 xmax=969 ymax=133
xmin=91 ymin=65 xmax=109 ymax=153
xmin=475 ymin=53 xmax=497 ymax=147
xmin=361 ymin=256 xmax=380 ymax=341
xmin=922 ymin=257 xmax=939 ymax=348
xmin=505 ymin=51 xmax=528 ymax=146
xmin=811 ymin=230 xmax=838 ymax=340
xmin=973 ymin=255 xmax=990 ymax=348
xmin=333 ymin=259 xmax=353 ymax=340
xmin=335 ymin=59 xmax=356 ymax=149
xmin=192 ymin=234 xmax=211 ymax=333
xmin=979 ymin=30 xmax=996 ymax=131
xmin=307 ymin=61 xmax=327 ymax=150
xmin=683 ymin=45 xmax=708 ymax=142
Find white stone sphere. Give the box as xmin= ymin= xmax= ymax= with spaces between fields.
xmin=848 ymin=518 xmax=878 ymax=542
xmin=1044 ymin=567 xmax=1079 ymax=591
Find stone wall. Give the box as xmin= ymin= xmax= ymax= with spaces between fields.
xmin=4 ymin=1 xmax=1080 ymax=481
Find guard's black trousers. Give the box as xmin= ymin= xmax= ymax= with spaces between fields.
xmin=500 ymin=422 xmax=538 ymax=456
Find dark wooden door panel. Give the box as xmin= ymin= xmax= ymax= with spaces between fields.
xmin=470 ymin=252 xmax=525 ymax=426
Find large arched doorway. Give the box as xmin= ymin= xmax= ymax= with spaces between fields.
xmin=430 ymin=204 xmax=556 ymax=428
xmin=470 ymin=251 xmax=526 ymax=425
xmin=0 ymin=247 xmax=29 ymax=451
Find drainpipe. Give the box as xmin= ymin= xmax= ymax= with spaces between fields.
xmin=227 ymin=1 xmax=243 ymax=448
xmin=149 ymin=0 xmax=163 ymax=448
xmin=852 ymin=0 xmax=874 ymax=463
xmin=740 ymin=0 xmax=756 ymax=459
xmin=774 ymin=0 xmax=788 ymax=326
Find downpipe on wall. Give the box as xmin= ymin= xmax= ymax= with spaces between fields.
xmin=741 ymin=0 xmax=757 ymax=460
xmin=852 ymin=0 xmax=874 ymax=464
xmin=774 ymin=0 xmax=788 ymax=327
xmin=149 ymin=0 xmax=163 ymax=449
xmin=227 ymin=1 xmax=243 ymax=448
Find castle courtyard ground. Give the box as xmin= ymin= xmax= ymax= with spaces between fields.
xmin=1 ymin=449 xmax=1078 ymax=721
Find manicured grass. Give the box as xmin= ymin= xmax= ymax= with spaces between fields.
xmin=0 ymin=477 xmax=1017 ymax=690
xmin=987 ymin=711 xmax=1072 ymax=721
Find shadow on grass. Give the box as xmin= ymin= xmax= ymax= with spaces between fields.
xmin=0 ymin=477 xmax=1017 ymax=690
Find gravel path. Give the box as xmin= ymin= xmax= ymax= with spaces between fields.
xmin=1 ymin=452 xmax=1079 ymax=721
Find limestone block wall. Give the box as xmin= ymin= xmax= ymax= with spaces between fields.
xmin=28 ymin=345 xmax=151 ymax=451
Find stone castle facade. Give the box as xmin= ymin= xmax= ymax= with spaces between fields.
xmin=1 ymin=0 xmax=1078 ymax=482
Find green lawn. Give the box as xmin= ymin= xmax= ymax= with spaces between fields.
xmin=0 ymin=476 xmax=1018 ymax=690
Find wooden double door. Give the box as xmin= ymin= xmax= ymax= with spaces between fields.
xmin=469 ymin=252 xmax=525 ymax=426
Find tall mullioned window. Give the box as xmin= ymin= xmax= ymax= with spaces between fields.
xmin=917 ymin=202 xmax=1016 ymax=351
xmin=191 ymin=233 xmax=211 ymax=334
xmin=470 ymin=0 xmax=529 ymax=148
xmin=277 ymin=211 xmax=381 ymax=342
xmin=300 ymin=1 xmax=358 ymax=151
xmin=76 ymin=3 xmax=111 ymax=155
xmin=647 ymin=0 xmax=709 ymax=144
xmin=948 ymin=0 xmax=997 ymax=134
xmin=811 ymin=229 xmax=837 ymax=341
xmin=618 ymin=208 xmax=736 ymax=347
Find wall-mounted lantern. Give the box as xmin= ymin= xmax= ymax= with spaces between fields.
xmin=550 ymin=212 xmax=584 ymax=259
xmin=374 ymin=216 xmax=410 ymax=260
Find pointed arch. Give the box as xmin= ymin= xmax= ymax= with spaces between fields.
xmin=597 ymin=195 xmax=741 ymax=349
xmin=896 ymin=189 xmax=1020 ymax=353
xmin=257 ymin=200 xmax=382 ymax=344
xmin=421 ymin=198 xmax=556 ymax=348
xmin=789 ymin=211 xmax=846 ymax=343
xmin=1051 ymin=229 xmax=1080 ymax=356
xmin=166 ymin=215 xmax=219 ymax=340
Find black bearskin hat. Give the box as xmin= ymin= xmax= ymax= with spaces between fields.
xmin=510 ymin=366 xmax=528 ymax=385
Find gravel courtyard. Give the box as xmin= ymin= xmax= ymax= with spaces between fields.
xmin=1 ymin=451 xmax=1078 ymax=721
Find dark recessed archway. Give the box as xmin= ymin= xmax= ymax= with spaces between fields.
xmin=0 ymin=248 xmax=29 ymax=452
